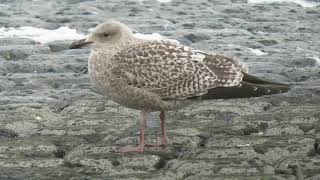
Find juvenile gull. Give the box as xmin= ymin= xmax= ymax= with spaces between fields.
xmin=70 ymin=21 xmax=290 ymax=153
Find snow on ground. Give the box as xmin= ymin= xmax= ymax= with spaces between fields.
xmin=0 ymin=26 xmax=266 ymax=56
xmin=0 ymin=26 xmax=85 ymax=44
xmin=0 ymin=26 xmax=178 ymax=44
xmin=306 ymin=54 xmax=320 ymax=65
xmin=133 ymin=32 xmax=179 ymax=44
xmin=247 ymin=48 xmax=267 ymax=56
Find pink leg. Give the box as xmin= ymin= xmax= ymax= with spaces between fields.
xmin=145 ymin=111 xmax=168 ymax=147
xmin=117 ymin=111 xmax=148 ymax=153
xmin=160 ymin=111 xmax=168 ymax=146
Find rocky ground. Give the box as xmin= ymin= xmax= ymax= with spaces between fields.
xmin=0 ymin=0 xmax=320 ymax=179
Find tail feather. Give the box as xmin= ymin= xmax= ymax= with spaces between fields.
xmin=197 ymin=73 xmax=290 ymax=100
xmin=242 ymin=72 xmax=288 ymax=86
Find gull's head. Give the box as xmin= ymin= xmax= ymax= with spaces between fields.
xmin=70 ymin=21 xmax=134 ymax=50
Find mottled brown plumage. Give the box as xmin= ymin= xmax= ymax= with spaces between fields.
xmin=70 ymin=20 xmax=290 ymax=153
xmin=112 ymin=41 xmax=244 ymax=100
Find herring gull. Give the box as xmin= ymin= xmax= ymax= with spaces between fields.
xmin=70 ymin=21 xmax=290 ymax=153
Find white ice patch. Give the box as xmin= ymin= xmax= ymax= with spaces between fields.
xmin=0 ymin=26 xmax=180 ymax=44
xmin=0 ymin=26 xmax=85 ymax=44
xmin=296 ymin=47 xmax=320 ymax=65
xmin=247 ymin=48 xmax=266 ymax=56
xmin=248 ymin=0 xmax=320 ymax=8
xmin=306 ymin=54 xmax=320 ymax=65
xmin=134 ymin=33 xmax=180 ymax=44
xmin=236 ymin=144 xmax=251 ymax=147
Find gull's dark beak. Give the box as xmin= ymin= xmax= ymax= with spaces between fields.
xmin=69 ymin=38 xmax=93 ymax=49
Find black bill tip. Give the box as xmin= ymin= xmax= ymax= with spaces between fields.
xmin=69 ymin=38 xmax=93 ymax=49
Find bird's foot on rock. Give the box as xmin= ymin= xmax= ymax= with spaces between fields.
xmin=145 ymin=143 xmax=167 ymax=148
xmin=116 ymin=145 xmax=145 ymax=153
xmin=145 ymin=140 xmax=168 ymax=148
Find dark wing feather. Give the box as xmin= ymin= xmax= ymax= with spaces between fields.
xmin=195 ymin=73 xmax=290 ymax=100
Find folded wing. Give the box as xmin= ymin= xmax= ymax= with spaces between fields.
xmin=110 ymin=41 xmax=245 ymax=99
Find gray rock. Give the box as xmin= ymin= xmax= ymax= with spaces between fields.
xmin=305 ymin=0 xmax=320 ymax=2
xmin=257 ymin=39 xmax=279 ymax=46
xmin=0 ymin=38 xmax=36 ymax=46
xmin=44 ymin=40 xmax=76 ymax=52
xmin=183 ymin=32 xmax=211 ymax=43
xmin=0 ymin=45 xmax=50 ymax=61
xmin=0 ymin=129 xmax=18 ymax=139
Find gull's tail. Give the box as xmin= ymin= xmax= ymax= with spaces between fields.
xmin=199 ymin=72 xmax=290 ymax=100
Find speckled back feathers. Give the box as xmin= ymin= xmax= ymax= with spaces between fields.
xmin=111 ymin=40 xmax=244 ymax=99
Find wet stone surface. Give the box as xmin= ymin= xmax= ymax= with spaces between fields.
xmin=0 ymin=0 xmax=320 ymax=179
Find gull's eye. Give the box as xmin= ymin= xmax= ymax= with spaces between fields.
xmin=103 ymin=33 xmax=110 ymax=37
